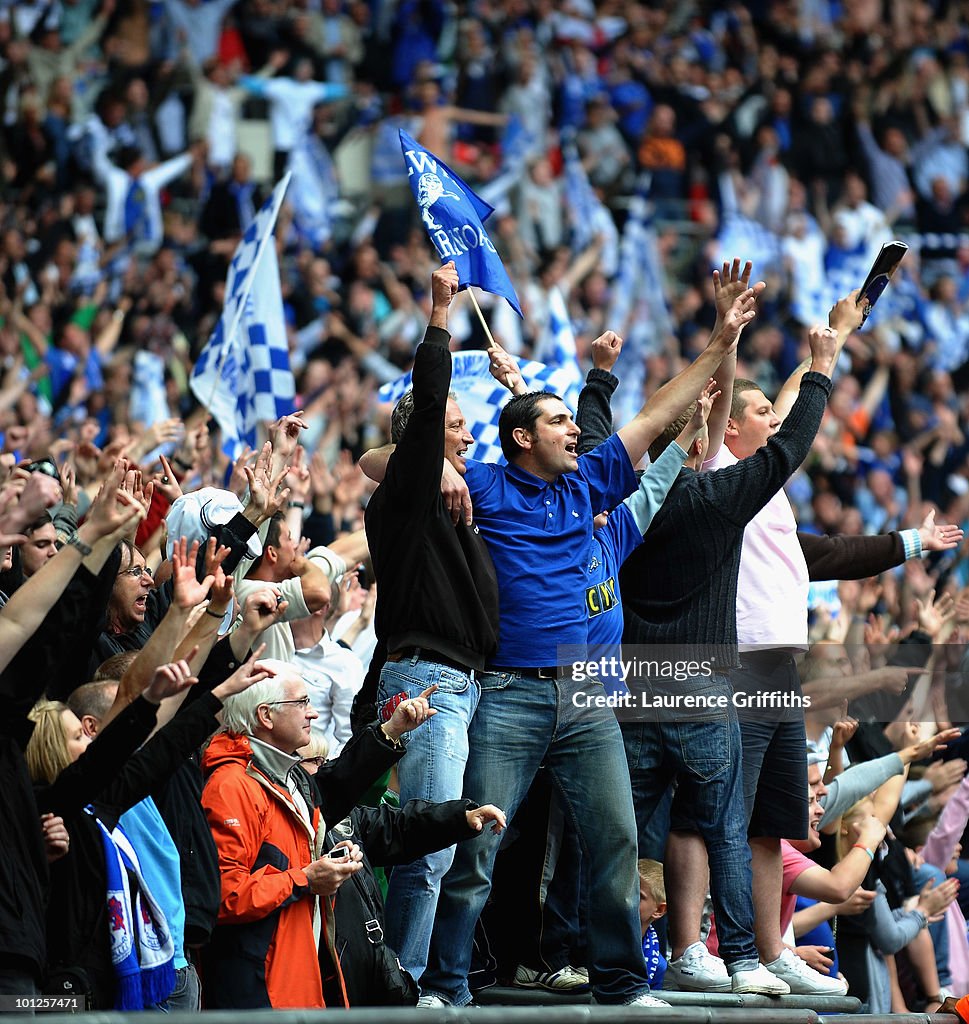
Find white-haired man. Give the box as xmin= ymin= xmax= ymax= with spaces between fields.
xmin=201 ymin=661 xmax=435 ymax=1008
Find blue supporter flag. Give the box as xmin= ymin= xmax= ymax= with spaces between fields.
xmin=190 ymin=175 xmax=296 ymax=456
xmin=399 ymin=129 xmax=523 ymax=317
xmin=378 ymin=350 xmax=580 ymax=465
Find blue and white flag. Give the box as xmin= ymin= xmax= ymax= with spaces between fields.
xmin=287 ymin=131 xmax=339 ymax=250
xmin=607 ymin=196 xmax=672 ymax=427
xmin=537 ymin=286 xmax=584 ymax=398
xmin=562 ymin=139 xmax=619 ymax=275
xmin=478 ymin=115 xmax=534 ymax=214
xmin=378 ymin=351 xmax=582 ymax=464
xmin=190 ymin=174 xmax=296 ymax=456
xmin=400 ymin=129 xmax=523 ymax=317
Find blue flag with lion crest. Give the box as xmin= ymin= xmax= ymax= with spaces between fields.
xmin=399 ymin=129 xmax=523 ymax=317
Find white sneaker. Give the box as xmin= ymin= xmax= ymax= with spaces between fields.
xmin=513 ymin=964 xmax=590 ymax=992
xmin=765 ymin=949 xmax=848 ymax=996
xmin=416 ymin=994 xmax=449 ymax=1008
xmin=731 ymin=962 xmax=790 ymax=996
xmin=624 ymin=992 xmax=672 ymax=1007
xmin=574 ymin=966 xmax=590 ymax=982
xmin=665 ymin=942 xmax=731 ymax=992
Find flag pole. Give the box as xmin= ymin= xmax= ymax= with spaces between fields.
xmin=467 ymin=287 xmax=498 ymax=350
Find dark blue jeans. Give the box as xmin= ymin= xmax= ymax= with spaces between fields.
xmin=620 ymin=674 xmax=758 ymax=970
xmin=422 ymin=670 xmax=649 ymax=1006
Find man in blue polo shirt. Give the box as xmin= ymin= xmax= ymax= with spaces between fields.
xmin=401 ymin=290 xmax=756 ymax=1008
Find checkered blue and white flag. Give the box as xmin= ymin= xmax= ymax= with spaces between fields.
xmin=377 ymin=350 xmax=583 ymax=465
xmin=190 ymin=174 xmax=296 ymax=456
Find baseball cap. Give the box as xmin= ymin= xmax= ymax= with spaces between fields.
xmin=165 ymin=488 xmax=263 ymax=561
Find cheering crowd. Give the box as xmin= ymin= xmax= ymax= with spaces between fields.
xmin=7 ymin=0 xmax=969 ymax=1014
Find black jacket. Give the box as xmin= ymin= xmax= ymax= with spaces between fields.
xmin=364 ymin=325 xmax=499 ymax=671
xmin=0 ymin=551 xmax=127 ymax=982
xmin=320 ymin=799 xmax=479 ymax=1006
xmin=36 ymin=693 xmax=225 ymax=1008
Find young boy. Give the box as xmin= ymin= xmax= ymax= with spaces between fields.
xmin=638 ymin=859 xmax=668 ymax=989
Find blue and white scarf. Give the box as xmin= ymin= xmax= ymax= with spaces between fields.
xmin=94 ymin=816 xmax=175 ymax=1009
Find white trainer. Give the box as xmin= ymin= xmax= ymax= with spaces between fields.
xmin=624 ymin=992 xmax=673 ymax=1007
xmin=416 ymin=993 xmax=449 ymax=1008
xmin=765 ymin=949 xmax=848 ymax=996
xmin=731 ymin=962 xmax=791 ymax=996
xmin=665 ymin=941 xmax=731 ymax=992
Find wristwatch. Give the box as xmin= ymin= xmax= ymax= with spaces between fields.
xmin=66 ymin=535 xmax=92 ymax=556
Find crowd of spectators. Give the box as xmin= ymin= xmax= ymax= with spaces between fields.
xmin=6 ymin=0 xmax=969 ymax=1013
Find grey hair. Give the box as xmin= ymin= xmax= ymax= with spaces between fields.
xmin=390 ymin=388 xmax=459 ymax=443
xmin=220 ymin=660 xmax=303 ymax=735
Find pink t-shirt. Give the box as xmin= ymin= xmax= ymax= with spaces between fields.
xmin=703 ymin=444 xmax=810 ymax=648
xmin=781 ymin=840 xmax=818 ymax=935
xmin=706 ymin=841 xmax=816 ymax=957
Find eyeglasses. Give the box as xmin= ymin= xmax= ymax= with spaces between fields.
xmin=265 ymin=696 xmax=312 ymax=710
xmin=118 ymin=564 xmax=153 ymax=579
xmin=300 ymin=755 xmax=326 ymax=767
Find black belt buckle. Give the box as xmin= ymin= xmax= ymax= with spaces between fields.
xmin=536 ymin=666 xmax=564 ymax=680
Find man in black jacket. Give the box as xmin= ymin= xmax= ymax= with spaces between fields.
xmin=363 ymin=262 xmax=500 ymax=992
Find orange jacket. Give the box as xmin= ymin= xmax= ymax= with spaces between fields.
xmin=201 ymin=732 xmax=330 ymax=1009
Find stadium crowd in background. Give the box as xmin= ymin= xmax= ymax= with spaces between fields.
xmin=6 ymin=0 xmax=969 ymax=1013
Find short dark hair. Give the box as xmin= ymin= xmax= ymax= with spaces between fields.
xmin=246 ymin=511 xmax=285 ymax=576
xmin=647 ymin=403 xmax=696 ymax=464
xmin=731 ymin=378 xmax=762 ymax=421
xmin=390 ymin=389 xmax=415 ymax=444
xmin=25 ymin=511 xmax=53 ymax=535
xmin=391 ymin=387 xmax=459 ymax=443
xmin=498 ymin=391 xmax=558 ymax=463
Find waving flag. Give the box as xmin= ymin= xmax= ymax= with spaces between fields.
xmin=562 ymin=138 xmax=619 ymax=275
xmin=287 ymin=131 xmax=339 ymax=249
xmin=400 ymin=129 xmax=523 ymax=317
xmin=378 ymin=351 xmax=581 ymax=464
xmin=537 ymin=286 xmax=584 ymax=399
xmin=190 ymin=174 xmax=296 ymax=456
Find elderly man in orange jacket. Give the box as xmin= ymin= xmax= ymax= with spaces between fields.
xmin=201 ymin=658 xmax=435 ymax=1008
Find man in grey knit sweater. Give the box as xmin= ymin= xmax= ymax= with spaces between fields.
xmin=617 ymin=321 xmax=841 ymax=994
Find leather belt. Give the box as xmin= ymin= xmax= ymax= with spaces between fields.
xmin=386 ymin=647 xmax=474 ymax=673
xmin=497 ymin=665 xmax=571 ymax=680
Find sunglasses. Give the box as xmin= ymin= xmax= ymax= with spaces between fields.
xmin=300 ymin=755 xmax=326 ymax=767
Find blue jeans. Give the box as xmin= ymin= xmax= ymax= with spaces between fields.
xmin=379 ymin=652 xmax=480 ymax=982
xmin=620 ymin=674 xmax=758 ymax=970
xmin=422 ymin=671 xmax=648 ymax=1006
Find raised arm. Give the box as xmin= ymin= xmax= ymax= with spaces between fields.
xmin=705 ymin=259 xmax=765 ymax=462
xmin=615 ymin=288 xmax=757 ymax=466
xmin=0 ymin=478 xmax=142 ymax=674
xmin=773 ymin=290 xmax=863 ymax=420
xmin=575 ymin=333 xmax=622 ymax=454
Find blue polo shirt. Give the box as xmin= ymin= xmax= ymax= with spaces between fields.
xmin=587 ymin=440 xmax=688 ymax=695
xmin=463 ymin=432 xmax=637 ymax=667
